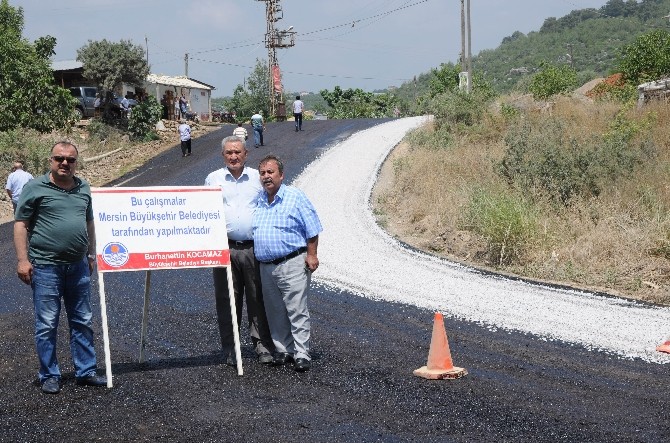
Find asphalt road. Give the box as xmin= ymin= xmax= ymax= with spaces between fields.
xmin=0 ymin=119 xmax=668 ymax=443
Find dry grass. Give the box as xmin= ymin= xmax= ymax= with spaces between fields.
xmin=375 ymin=97 xmax=670 ymax=305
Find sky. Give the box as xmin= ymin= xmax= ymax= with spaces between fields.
xmin=17 ymin=0 xmax=610 ymax=97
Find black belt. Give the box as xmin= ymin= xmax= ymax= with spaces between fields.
xmin=263 ymin=247 xmax=307 ymax=265
xmin=230 ymin=239 xmax=254 ymax=247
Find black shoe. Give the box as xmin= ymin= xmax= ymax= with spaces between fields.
xmin=41 ymin=377 xmax=61 ymax=394
xmin=294 ymin=358 xmax=311 ymax=372
xmin=258 ymin=352 xmax=273 ymax=364
xmin=295 ymin=128 xmax=298 ymax=132
xmin=272 ymin=352 xmax=293 ymax=366
xmin=76 ymin=375 xmax=107 ymax=387
xmin=225 ymin=353 xmax=237 ymax=367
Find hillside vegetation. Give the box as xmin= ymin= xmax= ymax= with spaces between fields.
xmin=392 ymin=0 xmax=670 ymax=100
xmin=374 ymin=0 xmax=670 ymax=304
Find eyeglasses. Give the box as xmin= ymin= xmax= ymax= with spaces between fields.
xmin=51 ymin=156 xmax=77 ymax=164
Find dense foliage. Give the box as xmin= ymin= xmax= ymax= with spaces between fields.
xmin=319 ymin=86 xmax=396 ymax=119
xmin=128 ymin=96 xmax=162 ymax=140
xmin=528 ymin=62 xmax=578 ymax=100
xmin=0 ymin=0 xmax=76 ymax=132
xmin=618 ymin=29 xmax=670 ymax=83
xmin=222 ymin=60 xmax=270 ymax=122
xmin=76 ymin=39 xmax=149 ymax=120
xmin=473 ymin=0 xmax=670 ymax=93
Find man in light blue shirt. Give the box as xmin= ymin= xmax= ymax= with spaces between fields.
xmin=252 ymin=154 xmax=322 ymax=372
xmin=205 ymin=136 xmax=274 ymax=366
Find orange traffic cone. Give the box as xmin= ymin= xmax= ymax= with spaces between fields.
xmin=413 ymin=312 xmax=468 ymax=380
xmin=657 ymin=337 xmax=670 ymax=354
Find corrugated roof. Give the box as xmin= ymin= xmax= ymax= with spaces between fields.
xmin=51 ymin=60 xmax=83 ymax=71
xmin=146 ymin=74 xmax=214 ymax=90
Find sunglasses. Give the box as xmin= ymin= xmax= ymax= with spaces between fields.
xmin=51 ymin=156 xmax=77 ymax=164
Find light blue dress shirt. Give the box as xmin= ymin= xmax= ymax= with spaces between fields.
xmin=252 ymin=184 xmax=323 ymax=262
xmin=205 ymin=166 xmax=262 ymax=241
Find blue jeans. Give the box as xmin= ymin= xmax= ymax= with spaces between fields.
xmin=253 ymin=127 xmax=264 ymax=146
xmin=32 ymin=258 xmax=98 ymax=382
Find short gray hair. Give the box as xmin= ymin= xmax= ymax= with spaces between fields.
xmin=221 ymin=135 xmax=246 ymax=152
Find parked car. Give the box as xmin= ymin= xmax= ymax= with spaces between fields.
xmin=68 ymin=86 xmax=138 ymax=119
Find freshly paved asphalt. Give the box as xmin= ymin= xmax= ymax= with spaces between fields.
xmin=0 ymin=119 xmax=668 ymax=442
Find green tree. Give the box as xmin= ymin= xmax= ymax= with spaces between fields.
xmin=0 ymin=0 xmax=76 ymax=132
xmin=76 ymin=39 xmax=149 ymax=119
xmin=528 ymin=62 xmax=577 ymax=99
xmin=319 ymin=86 xmax=395 ymax=118
xmin=618 ymin=29 xmax=670 ymax=84
xmin=224 ymin=59 xmax=269 ymax=121
xmin=128 ymin=96 xmax=162 ymax=140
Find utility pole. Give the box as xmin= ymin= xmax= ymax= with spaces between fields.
xmin=466 ymin=0 xmax=472 ymax=93
xmin=145 ymin=36 xmax=149 ymax=65
xmin=256 ymin=0 xmax=295 ymax=120
xmin=460 ymin=0 xmax=472 ymax=93
xmin=566 ymin=43 xmax=574 ymax=69
xmin=184 ymin=53 xmax=189 ymax=77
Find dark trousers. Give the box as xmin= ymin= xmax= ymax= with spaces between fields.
xmin=212 ymin=245 xmax=274 ymax=356
xmin=294 ymin=112 xmax=303 ymax=130
xmin=180 ymin=139 xmax=191 ymax=156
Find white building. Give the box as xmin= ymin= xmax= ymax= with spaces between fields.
xmin=144 ymin=74 xmax=215 ymax=121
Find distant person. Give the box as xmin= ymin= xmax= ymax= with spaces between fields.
xmin=174 ymin=97 xmax=180 ymax=120
xmin=232 ymin=122 xmax=248 ymax=141
xmin=14 ymin=141 xmax=107 ymax=394
xmin=179 ymin=94 xmax=188 ymax=119
xmin=393 ymin=106 xmax=400 ymax=118
xmin=178 ymin=119 xmax=192 ymax=157
xmin=250 ymin=111 xmax=265 ymax=148
xmin=5 ymin=160 xmax=33 ymax=213
xmin=252 ymin=154 xmax=323 ymax=372
xmin=204 ymin=136 xmax=275 ymax=367
xmin=93 ymin=94 xmax=102 ymax=117
xmin=160 ymin=93 xmax=169 ymax=119
xmin=293 ymin=95 xmax=304 ymax=132
xmin=120 ymin=96 xmax=130 ymax=118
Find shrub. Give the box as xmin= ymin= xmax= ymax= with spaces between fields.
xmin=128 ymin=96 xmax=163 ymax=140
xmin=528 ymin=62 xmax=577 ymax=100
xmin=0 ymin=128 xmax=52 ymax=176
xmin=497 ymin=114 xmax=653 ymax=206
xmin=462 ymin=187 xmax=538 ymax=265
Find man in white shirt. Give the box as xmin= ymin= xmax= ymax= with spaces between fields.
xmin=204 ymin=135 xmax=274 ymax=366
xmin=178 ymin=120 xmax=192 ymax=157
xmin=292 ymin=95 xmax=304 ymax=132
xmin=5 ymin=160 xmax=33 ymax=212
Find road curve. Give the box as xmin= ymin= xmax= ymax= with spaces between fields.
xmin=295 ymin=116 xmax=670 ymax=364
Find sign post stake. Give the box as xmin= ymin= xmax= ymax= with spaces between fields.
xmin=97 ymin=271 xmax=113 ymax=388
xmin=139 ymin=270 xmax=152 ymax=363
xmin=226 ymin=266 xmax=243 ymax=376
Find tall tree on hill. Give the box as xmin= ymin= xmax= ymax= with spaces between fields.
xmin=0 ymin=0 xmax=76 ymax=132
xmin=77 ymin=39 xmax=149 ymax=120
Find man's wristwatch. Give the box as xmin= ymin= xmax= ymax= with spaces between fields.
xmin=87 ymin=254 xmax=96 ymax=260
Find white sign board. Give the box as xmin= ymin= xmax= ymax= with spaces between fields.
xmin=91 ymin=186 xmax=230 ymax=271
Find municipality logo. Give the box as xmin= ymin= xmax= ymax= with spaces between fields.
xmin=102 ymin=242 xmax=130 ymax=267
